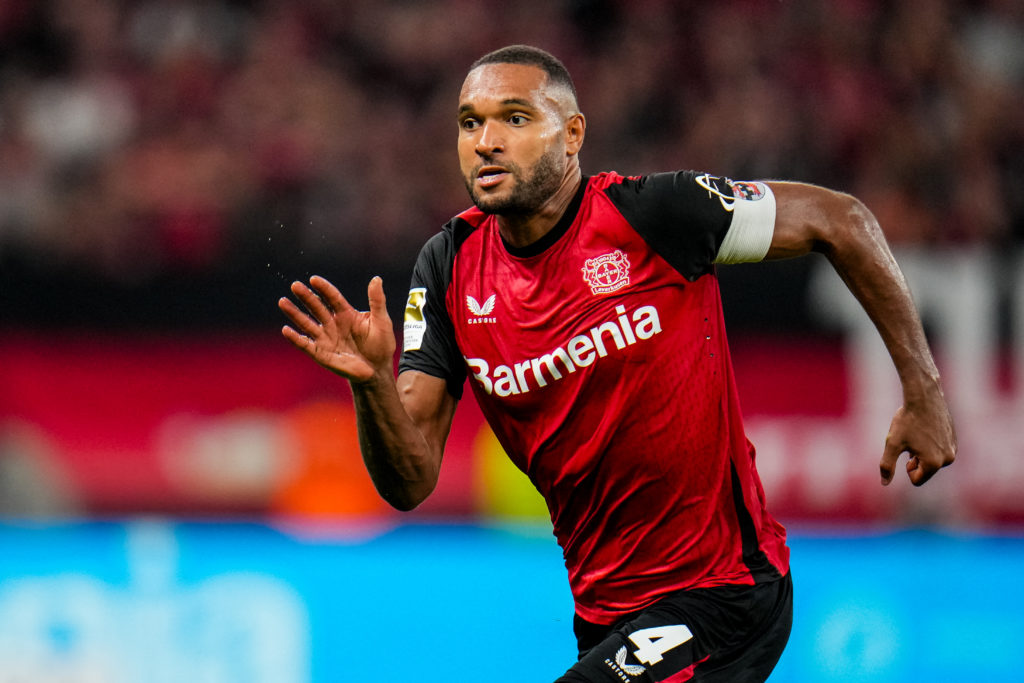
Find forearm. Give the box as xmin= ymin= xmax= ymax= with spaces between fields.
xmin=350 ymin=370 xmax=443 ymax=511
xmin=768 ymin=183 xmax=940 ymax=398
xmin=818 ymin=197 xmax=941 ymax=401
xmin=767 ymin=182 xmax=955 ymax=482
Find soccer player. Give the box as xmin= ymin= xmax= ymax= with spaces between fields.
xmin=278 ymin=45 xmax=956 ymax=682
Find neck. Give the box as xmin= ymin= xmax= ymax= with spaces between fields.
xmin=497 ymin=166 xmax=583 ymax=249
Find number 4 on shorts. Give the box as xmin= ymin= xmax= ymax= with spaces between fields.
xmin=628 ymin=625 xmax=694 ymax=666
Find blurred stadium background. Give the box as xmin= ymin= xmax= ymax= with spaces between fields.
xmin=1 ymin=0 xmax=1022 ymax=681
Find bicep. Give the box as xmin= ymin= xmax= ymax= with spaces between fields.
xmin=764 ymin=181 xmax=853 ymax=260
xmin=396 ymin=369 xmax=458 ymax=457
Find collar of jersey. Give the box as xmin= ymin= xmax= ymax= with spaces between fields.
xmin=500 ymin=176 xmax=589 ymax=259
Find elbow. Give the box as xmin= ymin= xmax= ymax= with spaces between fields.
xmin=813 ymin=191 xmax=880 ymax=258
xmin=844 ymin=194 xmax=878 ymax=234
xmin=378 ymin=480 xmax=435 ymax=512
xmin=385 ymin=494 xmax=424 ymax=512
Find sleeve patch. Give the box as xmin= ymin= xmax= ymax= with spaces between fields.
xmin=731 ymin=181 xmax=767 ymax=201
xmin=403 ymin=287 xmax=427 ymax=351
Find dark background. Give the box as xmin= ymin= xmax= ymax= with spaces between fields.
xmin=1 ymin=0 xmax=1020 ymax=335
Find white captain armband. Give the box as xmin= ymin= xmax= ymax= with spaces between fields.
xmin=714 ymin=181 xmax=776 ymax=264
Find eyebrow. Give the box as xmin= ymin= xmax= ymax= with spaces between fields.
xmin=458 ymin=98 xmax=537 ymax=117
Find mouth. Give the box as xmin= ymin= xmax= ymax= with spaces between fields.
xmin=476 ymin=166 xmax=510 ymax=189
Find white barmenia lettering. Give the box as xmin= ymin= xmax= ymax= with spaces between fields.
xmin=465 ymin=303 xmax=662 ymax=397
xmin=531 ymin=348 xmax=576 ymax=387
xmin=514 ymin=360 xmax=531 ymax=393
xmin=466 ymin=357 xmax=492 ymax=394
xmin=591 ymin=320 xmax=625 ymax=357
xmin=494 ymin=365 xmax=519 ymax=396
xmin=616 ymin=305 xmax=637 ymax=345
xmin=633 ymin=305 xmax=661 ymax=339
xmin=568 ymin=334 xmax=596 ymax=367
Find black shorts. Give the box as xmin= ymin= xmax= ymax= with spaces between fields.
xmin=554 ymin=572 xmax=793 ymax=683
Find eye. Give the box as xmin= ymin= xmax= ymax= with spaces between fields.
xmin=508 ymin=114 xmax=528 ymax=126
xmin=460 ymin=118 xmax=480 ymax=131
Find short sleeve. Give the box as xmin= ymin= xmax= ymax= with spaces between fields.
xmin=398 ymin=227 xmax=468 ymax=399
xmin=601 ymin=171 xmax=774 ymax=279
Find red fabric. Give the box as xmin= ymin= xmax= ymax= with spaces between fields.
xmin=446 ymin=174 xmax=789 ymax=623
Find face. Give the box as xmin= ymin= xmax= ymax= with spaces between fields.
xmin=457 ymin=63 xmax=576 ymax=216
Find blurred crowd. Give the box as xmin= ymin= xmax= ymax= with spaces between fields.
xmin=0 ymin=0 xmax=1022 ymax=314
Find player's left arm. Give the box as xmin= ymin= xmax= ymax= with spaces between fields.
xmin=764 ymin=181 xmax=957 ymax=486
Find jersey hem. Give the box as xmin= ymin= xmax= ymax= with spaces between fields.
xmin=572 ymin=565 xmax=791 ymax=625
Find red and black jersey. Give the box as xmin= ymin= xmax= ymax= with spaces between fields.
xmin=399 ymin=171 xmax=789 ymax=624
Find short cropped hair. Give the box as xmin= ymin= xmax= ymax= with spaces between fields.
xmin=470 ymin=45 xmax=578 ymax=105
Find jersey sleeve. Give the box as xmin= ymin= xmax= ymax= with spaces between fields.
xmin=602 ymin=171 xmax=775 ymax=280
xmin=397 ymin=227 xmax=468 ymax=399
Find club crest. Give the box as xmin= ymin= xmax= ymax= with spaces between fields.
xmin=582 ymin=250 xmax=631 ymax=295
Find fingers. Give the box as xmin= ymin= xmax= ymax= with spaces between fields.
xmin=880 ymin=447 xmax=935 ymax=487
xmin=309 ymin=275 xmax=355 ymax=316
xmin=279 ymin=275 xmax=358 ymax=335
xmin=278 ymin=275 xmax=387 ymax=350
xmin=367 ymin=276 xmax=388 ymax=320
xmin=880 ymin=402 xmax=955 ymax=487
xmin=296 ymin=274 xmax=388 ymax=324
xmin=280 ymin=323 xmax=313 ymax=351
xmin=291 ymin=279 xmax=334 ymax=323
xmin=881 ymin=429 xmax=940 ymax=487
xmin=880 ymin=444 xmax=946 ymax=487
xmin=906 ymin=455 xmax=938 ymax=487
xmin=278 ymin=296 xmax=322 ymax=339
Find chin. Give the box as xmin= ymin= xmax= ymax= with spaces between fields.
xmin=472 ymin=196 xmax=505 ymax=214
xmin=470 ymin=189 xmax=512 ymax=214
xmin=475 ymin=197 xmax=533 ymax=217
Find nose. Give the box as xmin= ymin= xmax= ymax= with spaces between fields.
xmin=475 ymin=121 xmax=503 ymax=157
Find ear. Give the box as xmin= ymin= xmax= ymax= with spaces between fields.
xmin=565 ymin=113 xmax=586 ymax=156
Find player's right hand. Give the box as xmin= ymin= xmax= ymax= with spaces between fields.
xmin=278 ymin=275 xmax=396 ymax=383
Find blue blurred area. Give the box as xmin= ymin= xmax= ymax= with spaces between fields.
xmin=0 ymin=521 xmax=1021 ymax=682
xmin=780 ymin=528 xmax=1024 ymax=682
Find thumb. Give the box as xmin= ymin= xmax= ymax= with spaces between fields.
xmin=367 ymin=276 xmax=388 ymax=319
xmin=879 ymin=433 xmax=903 ymax=486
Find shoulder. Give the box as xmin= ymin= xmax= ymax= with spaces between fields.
xmin=587 ymin=171 xmax=630 ymax=192
xmin=417 ymin=207 xmax=486 ymax=267
xmin=594 ymin=169 xmax=734 ymax=227
xmin=449 ymin=205 xmax=488 ymax=236
xmin=589 ymin=170 xmax=739 ymax=281
xmin=597 ymin=169 xmax=728 ymax=202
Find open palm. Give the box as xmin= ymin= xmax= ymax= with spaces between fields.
xmin=278 ymin=275 xmax=396 ymax=383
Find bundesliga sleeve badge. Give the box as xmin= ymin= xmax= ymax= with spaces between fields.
xmin=403 ymin=287 xmax=427 ymax=351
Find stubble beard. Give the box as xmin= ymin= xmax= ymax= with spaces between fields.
xmin=465 ymin=148 xmax=564 ymax=217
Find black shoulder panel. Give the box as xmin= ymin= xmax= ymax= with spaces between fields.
xmin=602 ymin=171 xmax=734 ymax=281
